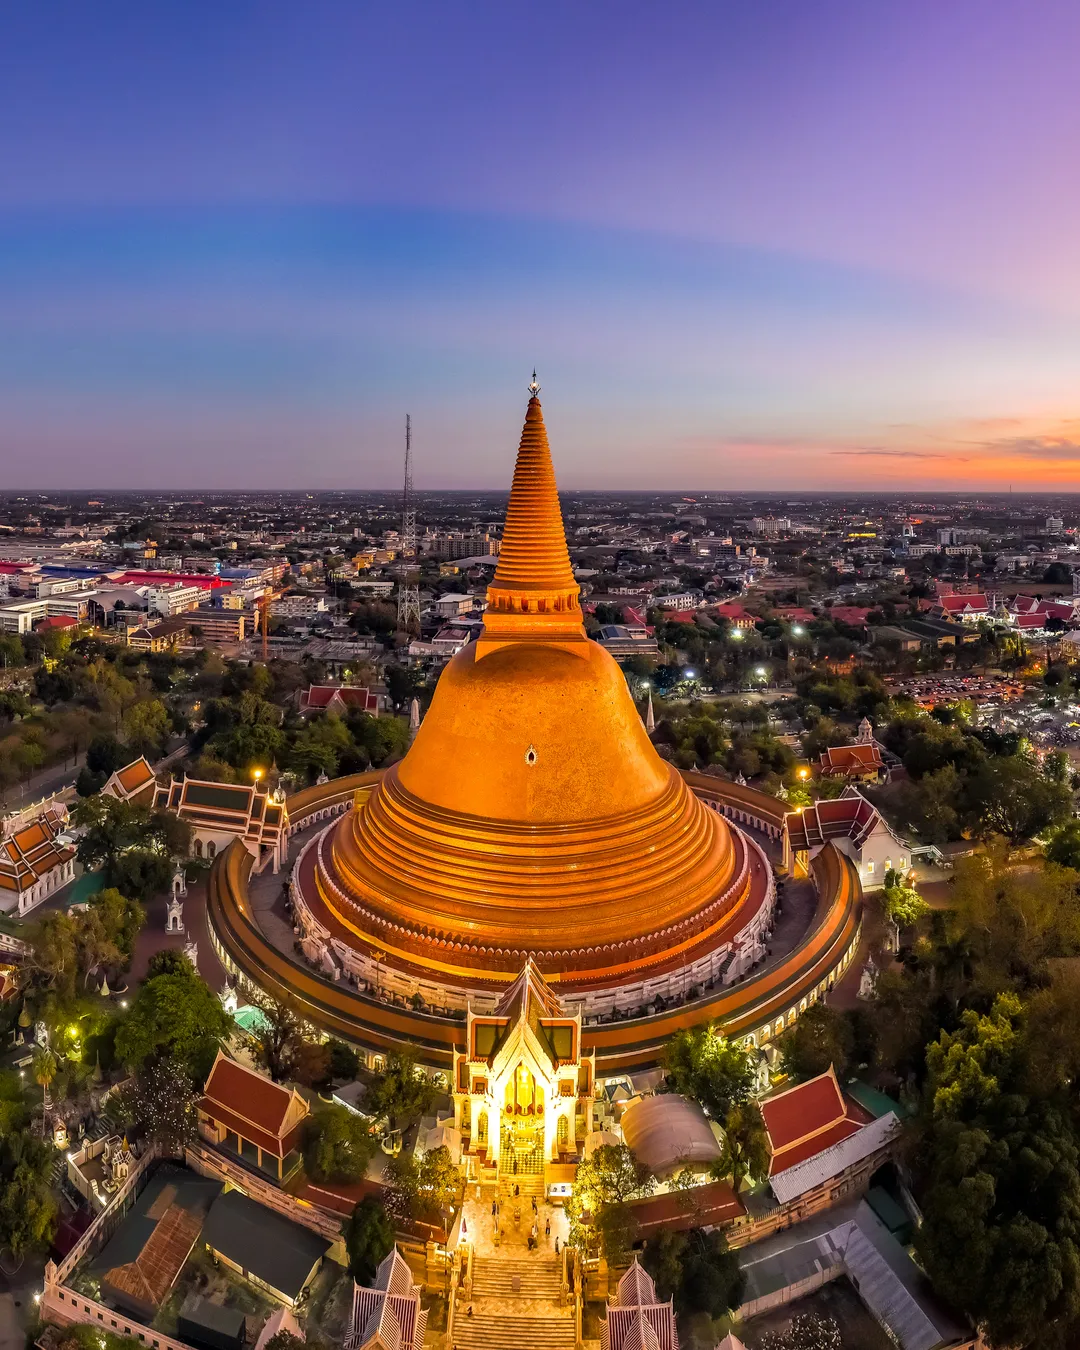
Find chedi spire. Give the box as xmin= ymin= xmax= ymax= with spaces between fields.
xmin=481 ymin=380 xmax=584 ymax=647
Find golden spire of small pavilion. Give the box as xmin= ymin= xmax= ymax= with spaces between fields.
xmin=480 ymin=380 xmax=584 ymax=647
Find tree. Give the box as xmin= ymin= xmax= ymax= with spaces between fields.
xmin=642 ymin=1227 xmax=745 ymax=1319
xmin=1046 ymin=819 xmax=1080 ymax=871
xmin=383 ymin=1146 xmax=460 ymax=1223
xmin=365 ymin=1046 xmax=437 ymax=1129
xmin=32 ymin=1047 xmax=57 ymax=1113
xmin=915 ymin=993 xmax=1080 ymax=1346
xmin=125 ymin=1056 xmax=198 ymax=1151
xmin=566 ymin=1142 xmax=654 ymax=1261
xmin=115 ymin=964 xmax=233 ymax=1080
xmin=327 ymin=1038 xmax=361 ymax=1083
xmin=715 ymin=1102 xmax=770 ymax=1191
xmin=965 ymin=754 xmax=1072 ymax=843
xmin=122 ymin=698 xmax=172 ymax=758
xmin=779 ymin=1004 xmax=855 ymax=1082
xmin=663 ymin=1022 xmax=756 ymax=1120
xmin=0 ymin=1131 xmax=57 ymax=1260
xmin=760 ymin=1313 xmax=842 ymax=1350
xmin=345 ymin=1196 xmax=395 ymax=1282
xmin=303 ymin=1105 xmax=377 ymax=1184
xmin=25 ymin=911 xmax=79 ymax=1000
xmin=146 ymin=949 xmax=195 ymax=979
xmin=247 ymin=990 xmax=307 ymax=1082
xmin=84 ymin=887 xmax=145 ymax=964
xmin=949 ymin=843 xmax=1080 ymax=993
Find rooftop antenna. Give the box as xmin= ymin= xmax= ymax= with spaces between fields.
xmin=397 ymin=414 xmax=421 ymax=635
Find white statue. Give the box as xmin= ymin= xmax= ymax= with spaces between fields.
xmin=184 ymin=938 xmax=199 ymax=967
xmin=858 ymin=954 xmax=878 ymax=1000
xmin=172 ymin=865 xmax=187 ymax=899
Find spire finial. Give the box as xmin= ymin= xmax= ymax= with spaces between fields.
xmin=528 ymin=369 xmax=540 ymax=398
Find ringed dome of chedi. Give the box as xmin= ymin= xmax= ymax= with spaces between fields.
xmin=305 ymin=386 xmax=771 ymax=994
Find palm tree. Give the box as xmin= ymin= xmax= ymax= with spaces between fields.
xmin=32 ymin=1047 xmax=57 ymax=1117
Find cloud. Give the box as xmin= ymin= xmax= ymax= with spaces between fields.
xmin=988 ymin=435 xmax=1080 ymax=460
xmin=829 ymin=447 xmax=964 ymax=461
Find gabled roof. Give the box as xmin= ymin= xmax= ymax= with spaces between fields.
xmin=760 ymin=1066 xmax=869 ymax=1175
xmin=818 ymin=742 xmax=884 ymax=774
xmin=153 ymin=776 xmax=288 ymax=844
xmin=785 ymin=790 xmax=878 ymax=852
xmin=470 ymin=960 xmax=579 ymax=1068
xmin=935 ymin=593 xmax=988 ymax=612
xmin=102 ymin=756 xmax=157 ymax=803
xmin=601 ymin=1258 xmax=678 ymax=1350
xmin=770 ymin=1111 xmax=901 ymax=1204
xmin=618 ymin=1259 xmax=657 ymax=1306
xmin=301 ymin=684 xmax=380 ymax=714
xmin=200 ymin=1051 xmax=308 ymax=1157
xmin=346 ymin=1247 xmax=426 ymax=1350
xmin=0 ymin=806 xmax=73 ymax=894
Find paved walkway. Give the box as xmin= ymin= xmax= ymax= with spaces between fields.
xmin=461 ymin=1184 xmax=569 ymax=1257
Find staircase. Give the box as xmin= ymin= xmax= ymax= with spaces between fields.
xmin=499 ymin=1171 xmax=544 ymax=1201
xmin=471 ymin=1255 xmax=563 ymax=1301
xmin=453 ymin=1256 xmax=575 ymax=1350
xmin=452 ymin=1313 xmax=577 ymax=1350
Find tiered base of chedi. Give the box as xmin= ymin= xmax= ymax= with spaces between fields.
xmin=208 ymin=385 xmax=862 ymax=1075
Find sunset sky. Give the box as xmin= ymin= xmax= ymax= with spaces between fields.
xmin=4 ymin=1 xmax=1080 ymax=491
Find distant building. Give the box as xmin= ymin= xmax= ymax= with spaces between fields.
xmin=299 ymin=684 xmax=382 ymax=716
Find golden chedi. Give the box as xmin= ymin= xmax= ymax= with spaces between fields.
xmin=311 ymin=385 xmax=763 ymax=992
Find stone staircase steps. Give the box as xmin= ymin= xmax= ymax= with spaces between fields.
xmin=471 ymin=1256 xmax=563 ymax=1299
xmin=452 ymin=1315 xmax=577 ymax=1350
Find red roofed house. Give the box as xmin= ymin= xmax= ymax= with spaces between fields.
xmin=101 ymin=756 xmax=158 ymax=806
xmin=199 ymin=1051 xmax=309 ymax=1180
xmin=817 ymin=717 xmax=886 ymax=781
xmin=0 ymin=802 xmax=76 ymax=915
xmin=711 ymin=602 xmax=757 ymax=631
xmin=931 ymin=593 xmax=989 ymax=622
xmin=760 ymin=1067 xmax=868 ymax=1176
xmin=759 ymin=1068 xmax=903 ymax=1216
xmin=600 ymin=1258 xmax=677 ymax=1350
xmin=818 ymin=743 xmax=884 ymax=781
xmin=827 ymin=606 xmax=873 ymax=628
xmin=35 ymin=614 xmax=79 ymax=633
xmin=785 ymin=786 xmax=909 ymax=889
xmin=299 ymin=684 xmax=381 ymax=716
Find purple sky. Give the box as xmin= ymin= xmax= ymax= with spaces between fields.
xmin=3 ymin=1 xmax=1080 ymax=490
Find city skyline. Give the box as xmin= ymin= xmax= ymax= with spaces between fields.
xmin=4 ymin=1 xmax=1080 ymax=490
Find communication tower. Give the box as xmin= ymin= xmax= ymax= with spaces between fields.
xmin=397 ymin=414 xmax=421 ymax=634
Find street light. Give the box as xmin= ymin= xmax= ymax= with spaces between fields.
xmin=792 ymin=625 xmax=804 ymax=636
xmin=252 ymin=768 xmax=263 ymax=783
xmin=756 ymin=667 xmax=767 ymax=678
xmin=684 ymin=669 xmax=696 ymax=680
xmin=731 ymin=630 xmax=743 ymax=640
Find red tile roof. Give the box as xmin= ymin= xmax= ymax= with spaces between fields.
xmin=200 ymin=1054 xmax=307 ymax=1157
xmin=818 ymin=743 xmax=884 ymax=774
xmin=760 ymin=1067 xmax=868 ymax=1175
xmin=628 ymin=1179 xmax=745 ymax=1236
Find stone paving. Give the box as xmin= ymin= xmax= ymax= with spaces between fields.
xmin=461 ymin=1182 xmax=570 ymax=1258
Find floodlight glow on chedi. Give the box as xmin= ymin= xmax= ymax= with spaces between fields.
xmin=303 ymin=377 xmax=773 ymax=1003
